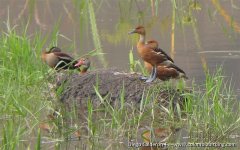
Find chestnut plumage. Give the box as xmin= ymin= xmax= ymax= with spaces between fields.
xmin=129 ymin=26 xmax=188 ymax=82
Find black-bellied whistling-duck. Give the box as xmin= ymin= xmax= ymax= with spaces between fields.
xmin=74 ymin=58 xmax=91 ymax=74
xmin=129 ymin=26 xmax=175 ymax=82
xmin=41 ymin=47 xmax=79 ymax=70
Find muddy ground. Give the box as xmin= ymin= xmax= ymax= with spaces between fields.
xmin=56 ymin=69 xmax=188 ymax=118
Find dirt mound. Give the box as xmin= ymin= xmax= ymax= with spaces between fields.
xmin=56 ymin=69 xmax=187 ymax=114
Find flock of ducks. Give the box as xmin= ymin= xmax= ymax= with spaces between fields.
xmin=41 ymin=26 xmax=187 ymax=83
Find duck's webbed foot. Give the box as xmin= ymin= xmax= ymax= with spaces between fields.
xmin=139 ymin=76 xmax=148 ymax=80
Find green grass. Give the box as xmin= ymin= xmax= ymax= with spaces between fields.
xmin=0 ymin=22 xmax=51 ymax=149
xmin=50 ymin=52 xmax=239 ymax=149
xmin=1 ymin=0 xmax=240 ymax=149
xmin=0 ymin=17 xmax=83 ymax=149
xmin=87 ymin=0 xmax=107 ymax=67
xmin=184 ymin=68 xmax=240 ymax=143
xmin=1 ymin=25 xmax=239 ymax=149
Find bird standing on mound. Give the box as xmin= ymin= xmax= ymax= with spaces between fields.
xmin=129 ymin=26 xmax=187 ymax=82
xmin=144 ymin=40 xmax=188 ymax=81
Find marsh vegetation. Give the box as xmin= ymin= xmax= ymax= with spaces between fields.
xmin=0 ymin=0 xmax=240 ymax=149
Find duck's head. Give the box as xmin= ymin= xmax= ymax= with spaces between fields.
xmin=75 ymin=58 xmax=91 ymax=69
xmin=146 ymin=40 xmax=158 ymax=49
xmin=128 ymin=26 xmax=145 ymax=35
xmin=41 ymin=47 xmax=62 ymax=62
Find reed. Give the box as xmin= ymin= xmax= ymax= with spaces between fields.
xmin=88 ymin=0 xmax=107 ymax=67
xmin=0 ymin=0 xmax=239 ymax=149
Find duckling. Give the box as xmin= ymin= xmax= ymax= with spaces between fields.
xmin=74 ymin=58 xmax=91 ymax=74
xmin=129 ymin=26 xmax=174 ymax=82
xmin=41 ymin=47 xmax=79 ymax=70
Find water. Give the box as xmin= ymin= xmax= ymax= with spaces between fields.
xmin=1 ymin=0 xmax=240 ymax=149
xmin=1 ymin=0 xmax=239 ymax=91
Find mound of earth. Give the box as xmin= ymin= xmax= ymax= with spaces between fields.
xmin=56 ymin=69 xmax=188 ymax=116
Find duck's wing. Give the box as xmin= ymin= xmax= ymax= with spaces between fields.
xmin=54 ymin=52 xmax=79 ymax=69
xmin=166 ymin=63 xmax=186 ymax=74
xmin=153 ymin=48 xmax=174 ymax=63
xmin=54 ymin=52 xmax=74 ymax=63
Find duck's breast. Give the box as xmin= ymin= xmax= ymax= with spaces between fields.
xmin=45 ymin=53 xmax=59 ymax=68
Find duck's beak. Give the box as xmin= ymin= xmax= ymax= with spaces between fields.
xmin=74 ymin=60 xmax=84 ymax=67
xmin=128 ymin=29 xmax=136 ymax=34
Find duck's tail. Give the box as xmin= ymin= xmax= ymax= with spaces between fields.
xmin=179 ymin=72 xmax=188 ymax=79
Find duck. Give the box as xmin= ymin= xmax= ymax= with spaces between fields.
xmin=146 ymin=40 xmax=174 ymax=63
xmin=142 ymin=40 xmax=188 ymax=81
xmin=129 ymin=26 xmax=175 ymax=82
xmin=41 ymin=47 xmax=79 ymax=70
xmin=74 ymin=58 xmax=91 ymax=74
xmin=145 ymin=62 xmax=188 ymax=81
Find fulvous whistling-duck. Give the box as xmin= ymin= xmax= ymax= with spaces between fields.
xmin=74 ymin=58 xmax=91 ymax=74
xmin=146 ymin=40 xmax=174 ymax=63
xmin=144 ymin=62 xmax=188 ymax=81
xmin=129 ymin=26 xmax=175 ymax=82
xmin=142 ymin=40 xmax=187 ymax=80
xmin=41 ymin=47 xmax=79 ymax=70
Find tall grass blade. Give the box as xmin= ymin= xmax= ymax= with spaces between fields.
xmin=88 ymin=0 xmax=107 ymax=67
xmin=170 ymin=0 xmax=176 ymax=59
xmin=129 ymin=49 xmax=134 ymax=72
xmin=211 ymin=0 xmax=240 ymax=33
xmin=35 ymin=128 xmax=41 ymax=150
